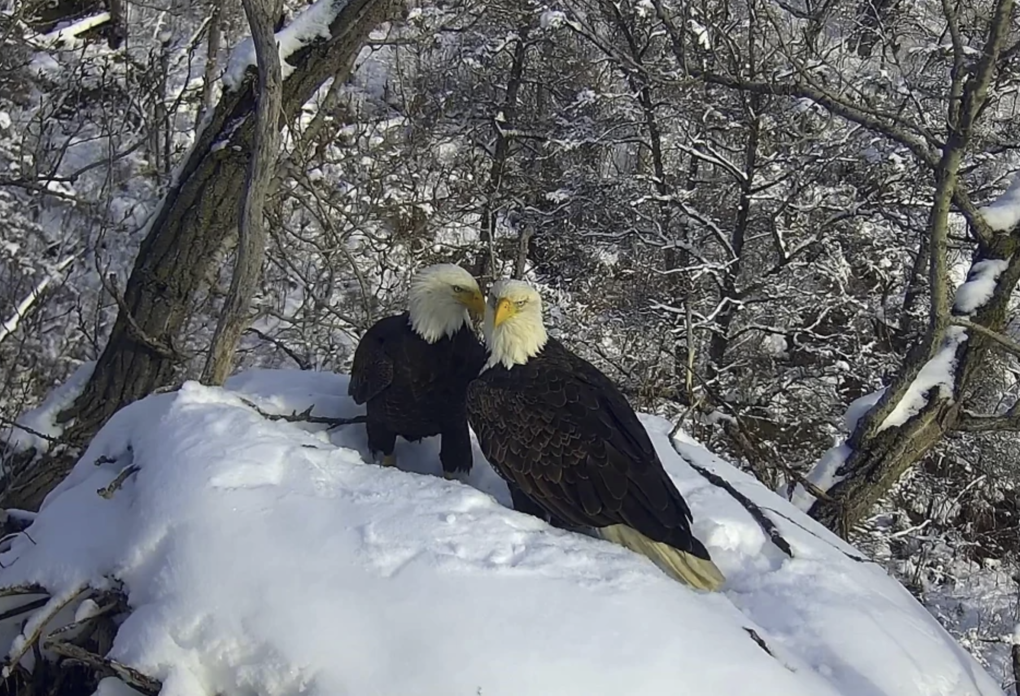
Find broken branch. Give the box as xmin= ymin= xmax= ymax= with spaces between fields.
xmin=97 ymin=464 xmax=141 ymax=499
xmin=237 ymin=397 xmax=366 ymax=429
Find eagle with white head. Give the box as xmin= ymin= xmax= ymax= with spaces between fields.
xmin=348 ymin=264 xmax=486 ymax=478
xmin=466 ymin=279 xmax=725 ymax=591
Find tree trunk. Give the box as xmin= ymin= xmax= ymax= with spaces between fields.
xmin=808 ymin=229 xmax=1020 ymax=536
xmin=202 ymin=0 xmax=284 ymax=385
xmin=1 ymin=0 xmax=394 ymax=511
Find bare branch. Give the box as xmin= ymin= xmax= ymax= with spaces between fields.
xmin=952 ymin=317 xmax=1020 ymax=358
xmin=44 ymin=640 xmax=161 ymax=696
xmin=97 ymin=464 xmax=142 ymax=499
xmin=2 ymin=586 xmax=87 ymax=678
xmin=237 ymin=397 xmax=366 ymax=429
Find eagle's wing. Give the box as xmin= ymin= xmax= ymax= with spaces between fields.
xmin=467 ymin=364 xmax=696 ymax=544
xmin=348 ymin=326 xmax=394 ymax=405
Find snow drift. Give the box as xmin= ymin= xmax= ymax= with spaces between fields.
xmin=0 ymin=369 xmax=1005 ymax=696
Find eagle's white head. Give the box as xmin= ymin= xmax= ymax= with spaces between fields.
xmin=482 ymin=279 xmax=548 ymax=370
xmin=407 ymin=264 xmax=485 ymax=343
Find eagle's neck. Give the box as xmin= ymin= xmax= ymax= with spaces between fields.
xmin=408 ymin=299 xmax=469 ymax=344
xmin=484 ymin=316 xmax=548 ymax=371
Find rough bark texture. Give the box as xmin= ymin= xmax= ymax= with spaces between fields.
xmin=1 ymin=0 xmax=394 ymax=511
xmin=201 ymin=0 xmax=284 ymax=385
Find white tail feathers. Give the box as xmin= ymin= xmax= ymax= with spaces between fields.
xmin=598 ymin=524 xmax=725 ymax=592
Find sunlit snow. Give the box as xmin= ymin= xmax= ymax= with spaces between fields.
xmin=979 ymin=174 xmax=1020 ymax=232
xmin=0 ymin=370 xmax=1004 ymax=696
xmin=223 ymin=0 xmax=350 ymax=91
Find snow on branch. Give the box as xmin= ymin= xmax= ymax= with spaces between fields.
xmin=39 ymin=12 xmax=111 ymax=46
xmin=0 ymin=255 xmax=75 ymax=346
xmin=788 ymin=390 xmax=883 ymax=511
xmin=878 ymin=259 xmax=1009 ymax=431
xmin=978 ymin=174 xmax=1020 ymax=232
xmin=223 ymin=0 xmax=351 ymax=91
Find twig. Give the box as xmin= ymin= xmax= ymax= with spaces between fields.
xmin=102 ymin=274 xmax=189 ymax=362
xmin=682 ymin=456 xmax=794 ymax=558
xmin=952 ymin=317 xmax=1020 ymax=359
xmin=97 ymin=464 xmax=141 ymax=499
xmin=45 ymin=594 xmax=125 ymax=641
xmin=0 ymin=583 xmax=49 ymax=597
xmin=759 ymin=505 xmax=874 ymax=564
xmin=743 ymin=627 xmax=774 ymax=657
xmin=0 ymin=417 xmax=63 ymax=445
xmin=0 ymin=597 xmax=49 ymax=623
xmin=244 ymin=327 xmax=311 ymax=370
xmin=43 ymin=640 xmax=161 ymax=696
xmin=3 ymin=586 xmax=87 ymax=677
xmin=237 ymin=397 xmax=367 ymax=429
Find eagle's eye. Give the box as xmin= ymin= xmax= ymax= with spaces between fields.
xmin=452 ymin=285 xmax=464 ymax=293
xmin=514 ymin=299 xmax=527 ymax=308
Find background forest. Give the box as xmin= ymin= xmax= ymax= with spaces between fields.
xmin=3 ymin=0 xmax=1020 ymax=687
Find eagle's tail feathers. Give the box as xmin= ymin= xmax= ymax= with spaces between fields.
xmin=598 ymin=524 xmax=725 ymax=592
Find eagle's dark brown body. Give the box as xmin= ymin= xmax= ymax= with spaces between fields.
xmin=466 ymin=337 xmax=713 ymax=562
xmin=348 ymin=312 xmax=487 ymax=476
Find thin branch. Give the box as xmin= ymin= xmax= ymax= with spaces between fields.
xmin=0 ymin=416 xmax=63 ymax=445
xmin=684 ymin=458 xmax=794 ymax=558
xmin=952 ymin=317 xmax=1020 ymax=358
xmin=237 ymin=397 xmax=366 ymax=428
xmin=0 ymin=584 xmax=49 ymax=597
xmin=0 ymin=597 xmax=49 ymax=623
xmin=3 ymin=586 xmax=87 ymax=678
xmin=244 ymin=327 xmax=311 ymax=370
xmin=44 ymin=640 xmax=161 ymax=696
xmin=954 ymin=405 xmax=1020 ymax=432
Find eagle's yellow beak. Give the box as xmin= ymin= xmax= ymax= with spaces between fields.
xmin=463 ymin=291 xmax=486 ymax=321
xmin=493 ymin=298 xmax=515 ymax=328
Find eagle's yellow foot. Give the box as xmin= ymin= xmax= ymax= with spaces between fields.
xmin=381 ymin=453 xmax=397 ymax=468
xmin=443 ymin=471 xmax=457 ymax=481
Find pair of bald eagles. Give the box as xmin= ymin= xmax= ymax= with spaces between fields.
xmin=348 ymin=264 xmax=724 ymax=591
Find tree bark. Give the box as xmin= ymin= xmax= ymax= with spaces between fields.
xmin=1 ymin=0 xmax=394 ymax=511
xmin=201 ymin=0 xmax=284 ymax=385
xmin=197 ymin=0 xmax=223 ymax=127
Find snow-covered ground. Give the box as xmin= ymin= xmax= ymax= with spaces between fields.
xmin=0 ymin=369 xmax=1006 ymax=696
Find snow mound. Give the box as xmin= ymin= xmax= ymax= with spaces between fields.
xmin=0 ymin=369 xmax=1004 ymax=696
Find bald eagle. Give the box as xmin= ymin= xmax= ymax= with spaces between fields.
xmin=348 ymin=264 xmax=487 ymax=479
xmin=466 ymin=280 xmax=725 ymax=591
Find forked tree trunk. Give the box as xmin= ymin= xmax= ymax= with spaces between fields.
xmin=808 ymin=229 xmax=1020 ymax=536
xmin=1 ymin=0 xmax=394 ymax=511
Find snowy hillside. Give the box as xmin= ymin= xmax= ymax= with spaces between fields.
xmin=0 ymin=369 xmax=1005 ymax=696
